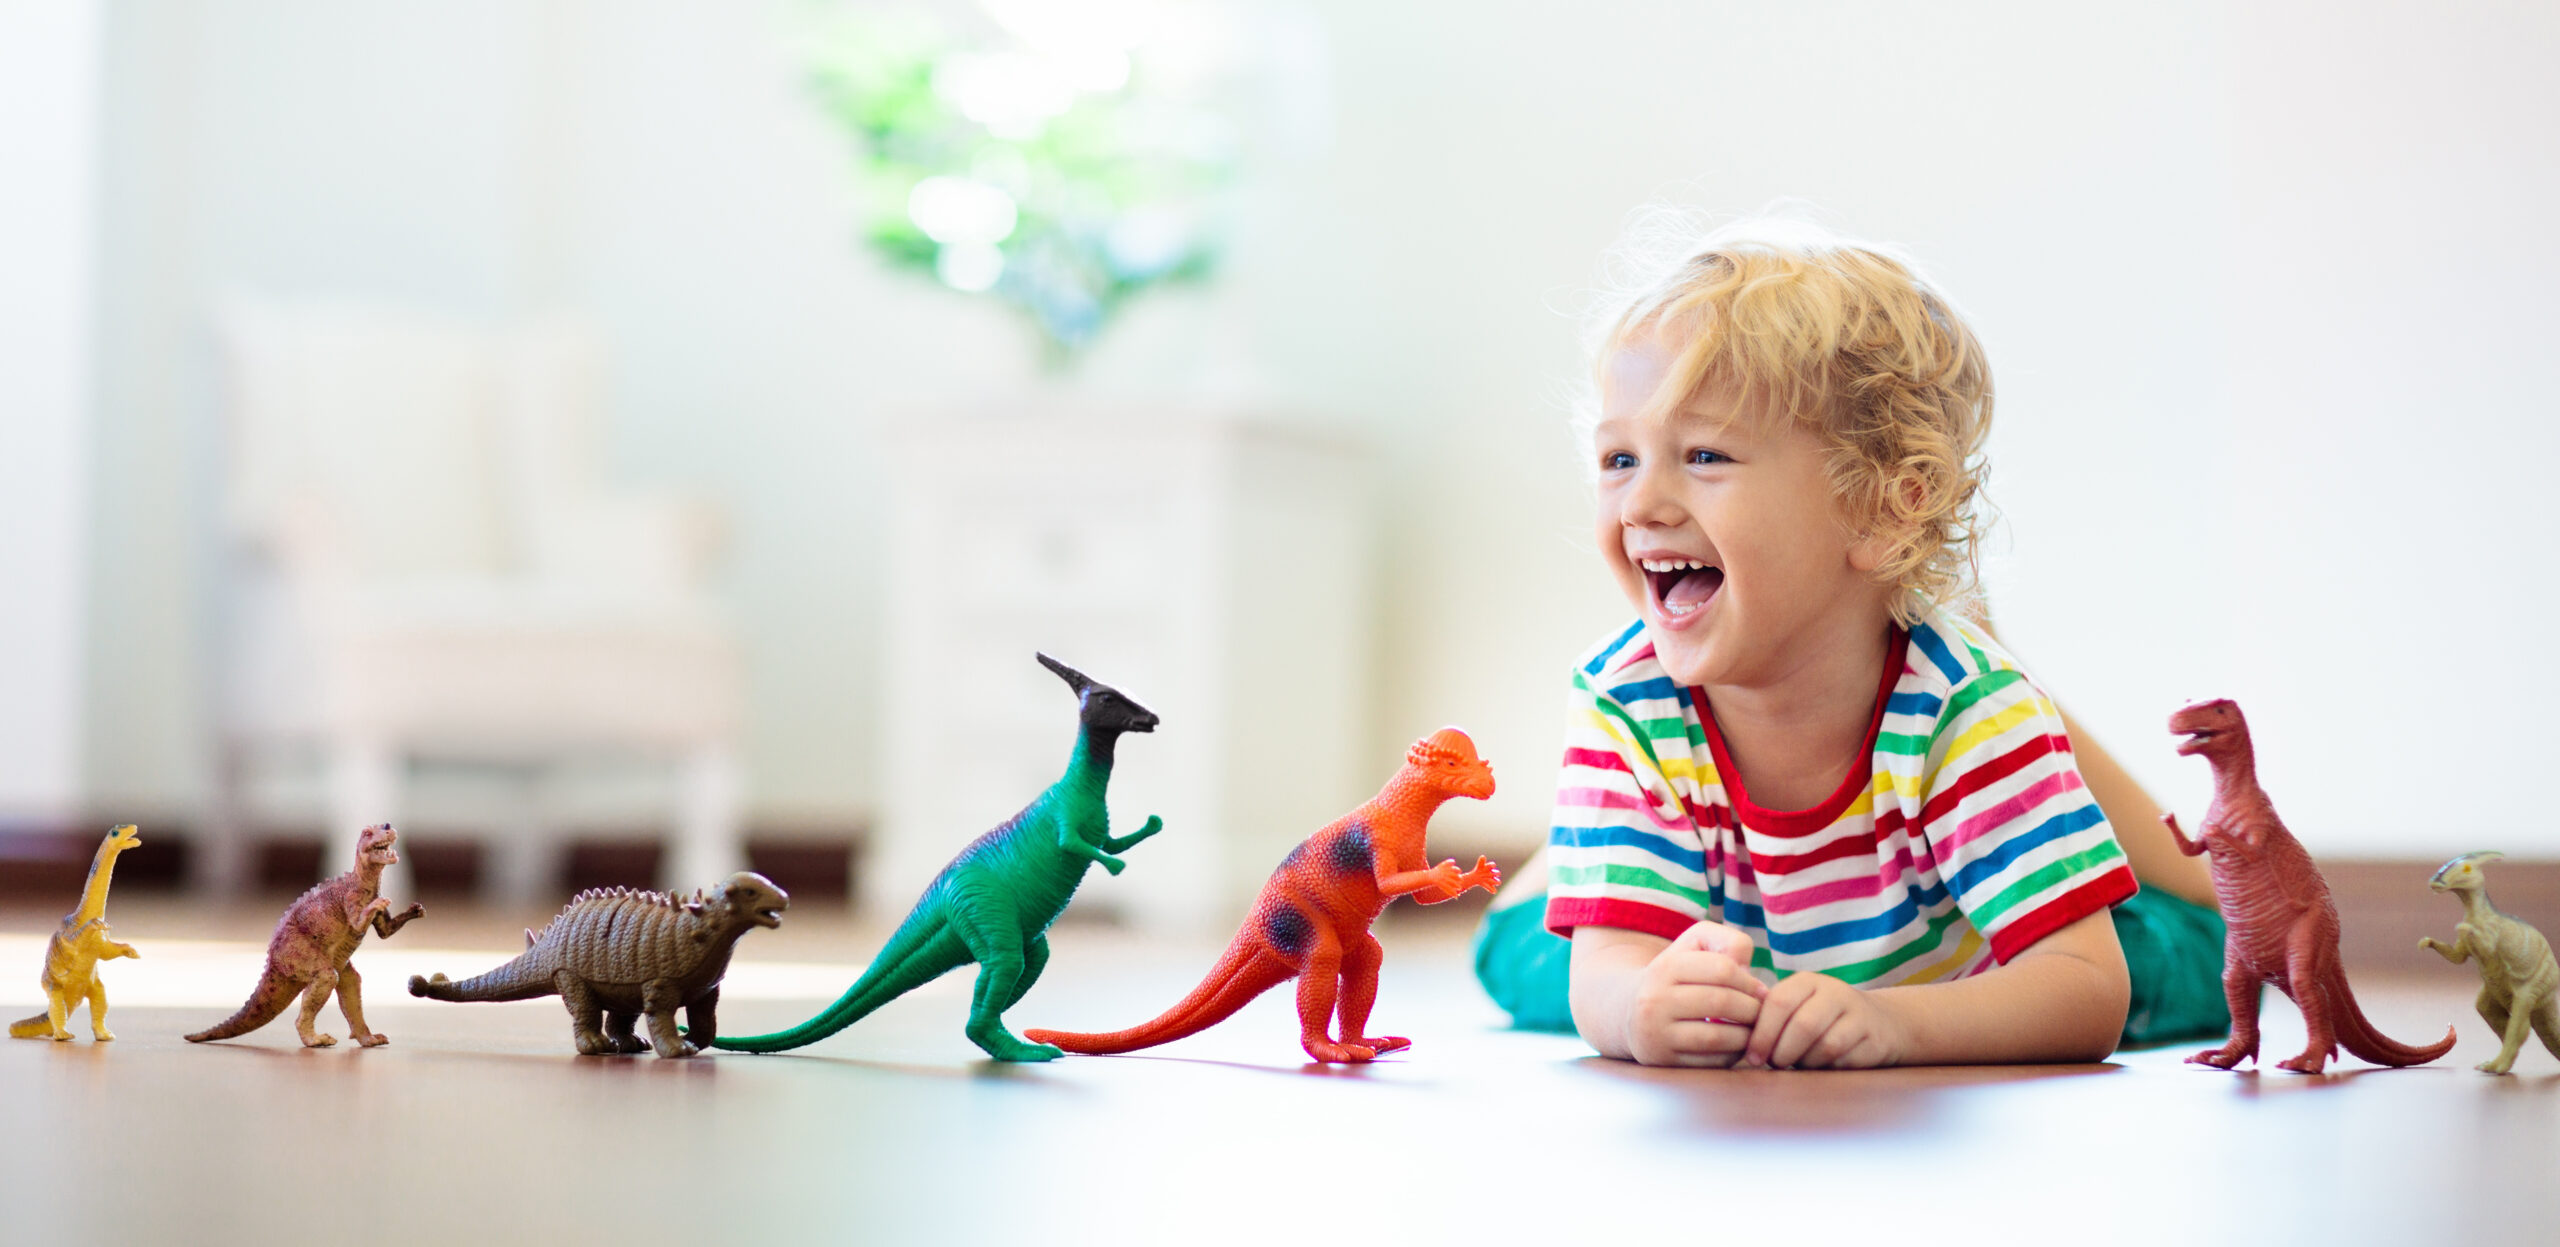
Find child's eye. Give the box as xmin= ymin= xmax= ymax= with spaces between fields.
xmin=1601 ymin=451 xmax=1637 ymax=470
xmin=1688 ymin=449 xmax=1730 ymax=466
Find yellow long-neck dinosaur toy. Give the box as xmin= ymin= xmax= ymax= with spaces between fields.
xmin=10 ymin=824 xmax=144 ymax=1041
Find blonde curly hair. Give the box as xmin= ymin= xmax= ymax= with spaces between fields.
xmin=1583 ymin=214 xmax=1993 ymax=625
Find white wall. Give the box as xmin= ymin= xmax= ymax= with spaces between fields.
xmin=0 ymin=0 xmax=103 ymax=823
xmin=80 ymin=0 xmax=2560 ymax=858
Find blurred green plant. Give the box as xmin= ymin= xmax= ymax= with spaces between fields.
xmin=807 ymin=5 xmax=1238 ymax=367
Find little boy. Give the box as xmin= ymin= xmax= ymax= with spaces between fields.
xmin=1530 ymin=222 xmax=2152 ymax=1067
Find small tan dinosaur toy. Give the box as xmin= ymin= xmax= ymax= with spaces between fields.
xmin=2419 ymin=851 xmax=2560 ymax=1074
xmin=9 ymin=824 xmax=144 ymax=1042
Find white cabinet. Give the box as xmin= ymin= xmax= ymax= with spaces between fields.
xmin=875 ymin=416 xmax=1375 ymax=934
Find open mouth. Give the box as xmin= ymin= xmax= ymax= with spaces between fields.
xmin=1639 ymin=557 xmax=1724 ymax=623
xmin=754 ymin=907 xmax=785 ymax=926
xmin=2174 ymin=729 xmax=2216 ymax=756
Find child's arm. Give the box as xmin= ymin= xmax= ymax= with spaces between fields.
xmin=1569 ymin=921 xmax=1767 ymax=1066
xmin=1739 ymin=909 xmax=2129 ymax=1068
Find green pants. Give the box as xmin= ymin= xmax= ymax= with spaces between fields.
xmin=1471 ymin=887 xmax=2231 ymax=1048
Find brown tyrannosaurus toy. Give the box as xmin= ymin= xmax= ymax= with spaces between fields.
xmin=1027 ymin=727 xmax=1500 ymax=1064
xmin=2163 ymin=699 xmax=2452 ymax=1073
xmin=187 ymin=824 xmax=426 ymax=1048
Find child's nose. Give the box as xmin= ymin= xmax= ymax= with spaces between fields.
xmin=1620 ymin=462 xmax=1687 ymax=526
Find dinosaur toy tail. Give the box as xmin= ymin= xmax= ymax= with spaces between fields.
xmin=713 ymin=906 xmax=970 ymax=1054
xmin=185 ymin=966 xmax=300 ymax=1042
xmin=9 ymin=1013 xmax=54 ymax=1038
xmin=1024 ymin=933 xmax=1295 ymax=1055
xmin=2323 ymin=965 xmax=2456 ymax=1067
xmin=407 ymin=958 xmax=554 ymax=1004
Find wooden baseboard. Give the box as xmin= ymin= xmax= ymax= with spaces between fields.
xmin=2322 ymin=858 xmax=2560 ymax=972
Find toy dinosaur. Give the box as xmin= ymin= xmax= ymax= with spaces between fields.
xmin=2162 ymin=699 xmax=2452 ymax=1073
xmin=9 ymin=824 xmax=144 ymax=1042
xmin=408 ymin=873 xmax=788 ymax=1057
xmin=1026 ymin=727 xmax=1500 ymax=1064
xmin=713 ymin=653 xmax=1163 ymax=1061
xmin=2420 ymin=851 xmax=2560 ymax=1074
xmin=186 ymin=823 xmax=426 ymax=1048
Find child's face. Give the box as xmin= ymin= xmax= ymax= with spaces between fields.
xmin=1591 ymin=332 xmax=1893 ymax=688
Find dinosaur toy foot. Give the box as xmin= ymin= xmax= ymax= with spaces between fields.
xmin=1346 ymin=1035 xmax=1410 ymax=1054
xmin=304 ymin=1033 xmax=338 ymax=1048
xmin=2187 ymin=1045 xmax=2251 ymax=1069
xmin=2477 ymin=1057 xmax=2515 ymax=1075
xmin=2275 ymin=1052 xmax=2329 ymax=1074
xmin=48 ymin=1030 xmax=72 ymax=1043
xmin=92 ymin=1029 xmax=114 ymax=1042
xmin=978 ymin=1038 xmax=1064 ymax=1062
xmin=352 ymin=1032 xmax=390 ymax=1048
xmin=1303 ymin=1041 xmax=1377 ymax=1064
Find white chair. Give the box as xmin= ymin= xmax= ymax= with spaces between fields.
xmin=206 ymin=301 xmax=746 ymax=903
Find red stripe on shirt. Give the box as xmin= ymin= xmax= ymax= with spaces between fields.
xmin=1561 ymin=747 xmax=1633 ymax=774
xmin=1986 ymin=866 xmax=2139 ymax=963
xmin=1545 ymin=895 xmax=1700 ymax=943
xmin=1917 ymin=731 xmax=2061 ymax=830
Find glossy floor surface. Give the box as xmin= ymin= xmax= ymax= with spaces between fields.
xmin=4 ymin=898 xmax=2554 ymax=1245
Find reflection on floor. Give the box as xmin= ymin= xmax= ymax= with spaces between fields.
xmin=3 ymin=898 xmax=2551 ymax=1244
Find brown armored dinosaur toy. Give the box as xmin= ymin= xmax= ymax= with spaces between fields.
xmin=187 ymin=823 xmax=426 ymax=1048
xmin=409 ymin=873 xmax=787 ymax=1058
xmin=2163 ymin=699 xmax=2453 ymax=1073
xmin=10 ymin=824 xmax=143 ymax=1041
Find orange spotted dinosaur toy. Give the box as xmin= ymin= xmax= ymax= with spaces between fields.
xmin=1027 ymin=727 xmax=1500 ymax=1063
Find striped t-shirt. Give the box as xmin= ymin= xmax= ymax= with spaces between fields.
xmin=1544 ymin=608 xmax=2136 ymax=985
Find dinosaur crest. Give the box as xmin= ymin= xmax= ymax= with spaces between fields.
xmin=1406 ymin=728 xmax=1496 ymax=799
xmin=1038 ymin=652 xmax=1160 ymax=735
xmin=2430 ymin=851 xmax=2504 ymax=892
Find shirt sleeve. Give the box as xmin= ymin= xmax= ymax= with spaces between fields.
xmin=1543 ymin=665 xmax=1715 ymax=943
xmin=1915 ymin=669 xmax=2137 ymax=963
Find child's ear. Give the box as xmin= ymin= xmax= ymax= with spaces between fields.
xmin=1848 ymin=470 xmax=1929 ymax=575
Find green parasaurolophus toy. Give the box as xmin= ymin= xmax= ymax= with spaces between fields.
xmin=712 ymin=653 xmax=1164 ymax=1061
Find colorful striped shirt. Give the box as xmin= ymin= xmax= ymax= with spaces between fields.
xmin=1544 ymin=608 xmax=2136 ymax=985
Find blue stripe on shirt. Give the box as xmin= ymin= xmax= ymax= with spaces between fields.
xmin=1946 ymin=803 xmax=2107 ymax=898
xmin=1607 ymin=675 xmax=1681 ymax=706
xmin=1584 ymin=620 xmax=1648 ymax=676
xmin=1910 ymin=623 xmax=1968 ymax=685
xmin=1765 ymin=879 xmax=1953 ymax=955
xmin=1550 ymin=823 xmax=1709 ymax=874
xmin=1887 ymin=690 xmax=1943 ymax=718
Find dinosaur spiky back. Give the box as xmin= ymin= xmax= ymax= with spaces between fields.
xmin=528 ymin=885 xmax=716 ymax=985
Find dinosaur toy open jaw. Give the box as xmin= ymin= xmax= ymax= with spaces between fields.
xmin=2174 ymin=728 xmax=2217 ymax=756
xmin=1637 ymin=555 xmax=1724 ymax=625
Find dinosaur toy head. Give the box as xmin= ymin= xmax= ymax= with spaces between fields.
xmin=2429 ymin=851 xmax=2502 ymax=894
xmin=354 ymin=823 xmax=401 ymax=870
xmin=1038 ymin=652 xmax=1160 ymax=735
xmin=101 ymin=823 xmax=141 ymax=854
xmin=2168 ymin=698 xmax=2248 ymax=759
xmin=1407 ymin=727 xmax=1496 ymax=800
xmin=715 ymin=872 xmax=791 ymax=928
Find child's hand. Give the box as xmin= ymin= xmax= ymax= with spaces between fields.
xmin=1741 ymin=971 xmax=1904 ymax=1069
xmin=1625 ymin=921 xmax=1767 ymax=1067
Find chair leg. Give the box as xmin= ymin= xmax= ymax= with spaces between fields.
xmin=669 ymin=745 xmax=744 ymax=889
xmin=327 ymin=738 xmax=408 ymax=903
xmin=196 ymin=738 xmax=254 ymax=898
xmin=484 ymin=795 xmax=561 ymax=910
